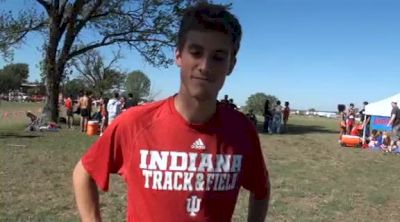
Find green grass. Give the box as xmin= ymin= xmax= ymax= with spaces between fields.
xmin=1 ymin=101 xmax=399 ymax=221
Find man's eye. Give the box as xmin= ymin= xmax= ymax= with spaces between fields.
xmin=190 ymin=50 xmax=202 ymax=57
xmin=213 ymin=55 xmax=226 ymax=62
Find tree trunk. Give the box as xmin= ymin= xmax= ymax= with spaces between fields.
xmin=42 ymin=58 xmax=61 ymax=123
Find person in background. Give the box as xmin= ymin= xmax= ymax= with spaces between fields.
xmin=380 ymin=131 xmax=391 ymax=152
xmin=387 ymin=101 xmax=400 ymax=149
xmin=338 ymin=104 xmax=347 ymax=141
xmin=359 ymin=101 xmax=370 ymax=137
xmin=263 ymin=100 xmax=272 ymax=133
xmin=271 ymin=100 xmax=283 ymax=133
xmin=78 ymin=91 xmax=90 ymax=132
xmin=246 ymin=109 xmax=257 ymax=126
xmin=124 ymin=93 xmax=135 ymax=109
xmin=120 ymin=96 xmax=126 ymax=112
xmin=106 ymin=92 xmax=121 ymax=124
xmin=64 ymin=95 xmax=74 ymax=129
xmin=87 ymin=92 xmax=93 ymax=120
xmin=346 ymin=103 xmax=356 ymax=134
xmin=229 ymin=98 xmax=238 ymax=110
xmin=100 ymin=97 xmax=109 ymax=136
xmin=282 ymin=101 xmax=290 ymax=133
xmin=221 ymin=94 xmax=229 ymax=105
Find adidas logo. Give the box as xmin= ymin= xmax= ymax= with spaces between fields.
xmin=191 ymin=138 xmax=206 ymax=150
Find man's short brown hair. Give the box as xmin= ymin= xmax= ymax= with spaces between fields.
xmin=177 ymin=2 xmax=242 ymax=56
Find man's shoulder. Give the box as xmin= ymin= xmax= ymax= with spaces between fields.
xmin=116 ymin=98 xmax=170 ymax=125
xmin=219 ymin=104 xmax=255 ymax=130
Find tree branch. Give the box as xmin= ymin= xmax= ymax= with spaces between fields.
xmin=36 ymin=0 xmax=52 ymax=13
xmin=57 ymin=0 xmax=85 ymax=69
xmin=104 ymin=50 xmax=122 ymax=72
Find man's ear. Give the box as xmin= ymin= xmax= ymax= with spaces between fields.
xmin=175 ymin=49 xmax=182 ymax=67
xmin=227 ymin=57 xmax=237 ymax=76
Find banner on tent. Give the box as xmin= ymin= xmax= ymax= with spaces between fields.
xmin=370 ymin=116 xmax=391 ymax=131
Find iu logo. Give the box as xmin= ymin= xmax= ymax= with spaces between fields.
xmin=186 ymin=195 xmax=201 ymax=217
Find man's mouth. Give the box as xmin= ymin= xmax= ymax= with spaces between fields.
xmin=192 ymin=76 xmax=210 ymax=82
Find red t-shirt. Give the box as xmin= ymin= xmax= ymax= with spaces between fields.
xmin=65 ymin=98 xmax=72 ymax=110
xmin=82 ymin=96 xmax=270 ymax=222
xmin=283 ymin=107 xmax=290 ymax=120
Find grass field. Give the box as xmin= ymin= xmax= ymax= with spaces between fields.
xmin=1 ymin=101 xmax=399 ymax=221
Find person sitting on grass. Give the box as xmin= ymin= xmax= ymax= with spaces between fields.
xmin=25 ymin=111 xmax=40 ymax=131
xmin=390 ymin=140 xmax=400 ymax=153
xmin=368 ymin=130 xmax=382 ymax=148
xmin=380 ymin=131 xmax=391 ymax=152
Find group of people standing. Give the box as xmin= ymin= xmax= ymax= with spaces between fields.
xmin=339 ymin=101 xmax=400 ymax=152
xmin=220 ymin=94 xmax=238 ymax=110
xmin=63 ymin=91 xmax=137 ymax=135
xmin=263 ymin=100 xmax=290 ymax=134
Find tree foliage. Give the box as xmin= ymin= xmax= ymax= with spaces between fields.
xmin=72 ymin=50 xmax=125 ymax=97
xmin=63 ymin=78 xmax=87 ymax=98
xmin=125 ymin=70 xmax=151 ymax=104
xmin=245 ymin=92 xmax=278 ymax=115
xmin=0 ymin=63 xmax=29 ymax=93
xmin=0 ymin=0 xmax=198 ymax=122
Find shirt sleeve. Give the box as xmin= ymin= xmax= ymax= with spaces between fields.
xmin=241 ymin=126 xmax=270 ymax=200
xmin=81 ymin=120 xmax=128 ymax=191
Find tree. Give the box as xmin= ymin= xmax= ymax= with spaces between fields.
xmin=245 ymin=92 xmax=278 ymax=116
xmin=125 ymin=70 xmax=150 ymax=105
xmin=146 ymin=85 xmax=162 ymax=102
xmin=0 ymin=63 xmax=29 ymax=93
xmin=63 ymin=78 xmax=87 ymax=98
xmin=72 ymin=50 xmax=125 ymax=97
xmin=1 ymin=0 xmax=197 ymax=122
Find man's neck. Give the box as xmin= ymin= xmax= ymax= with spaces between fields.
xmin=174 ymin=93 xmax=217 ymax=124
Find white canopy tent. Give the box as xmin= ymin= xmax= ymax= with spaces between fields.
xmin=362 ymin=93 xmax=400 ymax=143
xmin=365 ymin=93 xmax=400 ymax=117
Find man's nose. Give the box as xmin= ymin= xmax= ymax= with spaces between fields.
xmin=198 ymin=57 xmax=212 ymax=74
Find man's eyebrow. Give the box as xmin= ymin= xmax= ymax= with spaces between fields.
xmin=187 ymin=43 xmax=229 ymax=55
xmin=188 ymin=43 xmax=203 ymax=49
xmin=215 ymin=49 xmax=228 ymax=56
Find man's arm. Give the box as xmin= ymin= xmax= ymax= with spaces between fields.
xmin=387 ymin=114 xmax=395 ymax=126
xmin=247 ymin=192 xmax=270 ymax=222
xmin=73 ymin=160 xmax=102 ymax=222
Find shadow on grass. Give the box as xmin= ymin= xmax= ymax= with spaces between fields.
xmin=256 ymin=123 xmax=338 ymax=135
xmin=0 ymin=132 xmax=42 ymax=139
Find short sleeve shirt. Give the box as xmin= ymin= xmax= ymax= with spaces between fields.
xmin=81 ymin=96 xmax=270 ymax=222
xmin=391 ymin=107 xmax=400 ymax=126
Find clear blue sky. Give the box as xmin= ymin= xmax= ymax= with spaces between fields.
xmin=1 ymin=0 xmax=399 ymax=111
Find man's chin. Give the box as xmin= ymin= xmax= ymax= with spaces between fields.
xmin=191 ymin=91 xmax=216 ymax=102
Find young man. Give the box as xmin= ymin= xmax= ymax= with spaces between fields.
xmin=387 ymin=101 xmax=400 ymax=147
xmin=221 ymin=94 xmax=229 ymax=105
xmin=64 ymin=95 xmax=74 ymax=128
xmin=78 ymin=91 xmax=90 ymax=132
xmin=124 ymin=93 xmax=136 ymax=109
xmin=283 ymin=101 xmax=290 ymax=133
xmin=106 ymin=92 xmax=122 ymax=124
xmin=263 ymin=100 xmax=272 ymax=133
xmin=359 ymin=101 xmax=370 ymax=137
xmin=73 ymin=3 xmax=270 ymax=222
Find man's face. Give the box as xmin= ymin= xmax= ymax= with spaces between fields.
xmin=392 ymin=102 xmax=397 ymax=108
xmin=176 ymin=30 xmax=235 ymax=102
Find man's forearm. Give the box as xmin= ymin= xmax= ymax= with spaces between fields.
xmin=73 ymin=160 xmax=102 ymax=222
xmin=388 ymin=116 xmax=395 ymax=126
xmin=247 ymin=193 xmax=270 ymax=222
